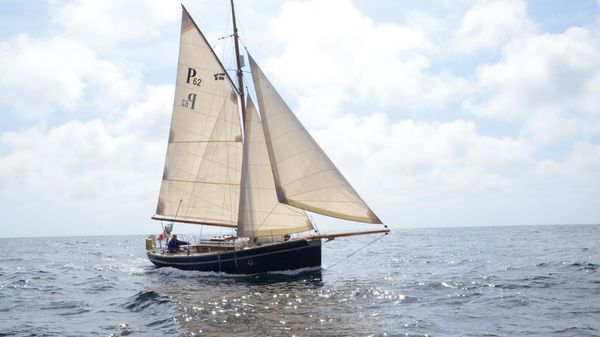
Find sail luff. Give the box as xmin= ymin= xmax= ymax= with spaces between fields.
xmin=248 ymin=54 xmax=382 ymax=224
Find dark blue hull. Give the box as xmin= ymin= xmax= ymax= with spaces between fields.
xmin=146 ymin=239 xmax=321 ymax=274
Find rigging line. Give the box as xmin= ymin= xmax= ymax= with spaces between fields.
xmin=239 ymin=37 xmax=250 ymax=52
xmin=237 ymin=41 xmax=254 ymax=91
xmin=218 ymin=34 xmax=234 ymax=40
xmin=168 ymin=200 xmax=184 ymax=231
xmin=324 ymin=234 xmax=387 ymax=270
xmin=253 ymin=204 xmax=279 ymax=229
xmin=174 ymin=199 xmax=183 ymax=218
xmin=308 ymin=212 xmax=319 ymax=233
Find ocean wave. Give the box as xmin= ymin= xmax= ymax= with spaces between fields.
xmin=266 ymin=266 xmax=322 ymax=276
xmin=534 ymin=260 xmax=599 ymax=272
xmin=39 ymin=300 xmax=91 ymax=316
xmin=122 ymin=290 xmax=172 ymax=312
xmin=570 ymin=262 xmax=598 ymax=271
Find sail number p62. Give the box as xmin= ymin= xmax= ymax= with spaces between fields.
xmin=181 ymin=67 xmax=201 ymax=110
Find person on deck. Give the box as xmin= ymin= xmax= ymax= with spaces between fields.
xmin=167 ymin=235 xmax=189 ymax=253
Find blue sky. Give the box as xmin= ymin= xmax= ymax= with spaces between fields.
xmin=1 ymin=0 xmax=599 ymax=238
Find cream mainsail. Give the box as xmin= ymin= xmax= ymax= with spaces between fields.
xmin=155 ymin=8 xmax=242 ymax=227
xmin=237 ymin=98 xmax=313 ymax=237
xmin=249 ymin=55 xmax=381 ymax=224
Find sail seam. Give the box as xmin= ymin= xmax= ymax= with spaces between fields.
xmin=173 ymin=83 xmax=233 ymax=101
xmin=170 ymin=140 xmax=240 ymax=144
xmin=160 ymin=191 xmax=237 ymax=215
xmin=163 ymin=179 xmax=240 ymax=186
xmin=158 ymin=201 xmax=237 ymax=222
xmin=272 ymin=148 xmax=322 ymax=167
xmin=266 ymin=128 xmax=305 ymax=143
xmin=276 ymin=168 xmax=332 ymax=189
xmin=171 ymin=121 xmax=239 ymax=139
xmin=152 ymin=215 xmax=236 ymax=228
xmin=165 ymin=158 xmax=240 ymax=175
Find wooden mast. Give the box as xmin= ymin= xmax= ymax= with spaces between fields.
xmin=230 ymin=0 xmax=246 ymax=121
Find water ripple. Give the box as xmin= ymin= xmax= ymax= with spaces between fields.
xmin=1 ymin=227 xmax=599 ymax=336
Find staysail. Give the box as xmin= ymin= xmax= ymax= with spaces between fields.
xmin=154 ymin=7 xmax=242 ymax=227
xmin=249 ymin=55 xmax=382 ymax=224
xmin=237 ymin=98 xmax=314 ymax=237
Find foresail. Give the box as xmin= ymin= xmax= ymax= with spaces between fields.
xmin=155 ymin=7 xmax=242 ymax=227
xmin=249 ymin=55 xmax=382 ymax=224
xmin=237 ymin=98 xmax=313 ymax=237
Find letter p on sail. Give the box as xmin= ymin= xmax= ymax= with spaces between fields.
xmin=188 ymin=93 xmax=197 ymax=110
xmin=186 ymin=68 xmax=197 ymax=83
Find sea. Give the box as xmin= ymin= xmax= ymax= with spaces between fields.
xmin=1 ymin=224 xmax=599 ymax=337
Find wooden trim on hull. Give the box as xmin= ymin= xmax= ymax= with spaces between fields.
xmin=147 ymin=239 xmax=321 ymax=274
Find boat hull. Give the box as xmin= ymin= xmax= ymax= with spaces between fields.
xmin=146 ymin=239 xmax=321 ymax=274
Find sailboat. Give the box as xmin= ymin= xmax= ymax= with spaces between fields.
xmin=145 ymin=2 xmax=389 ymax=274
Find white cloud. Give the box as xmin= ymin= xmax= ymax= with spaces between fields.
xmin=0 ymin=34 xmax=142 ymax=119
xmin=262 ymin=0 xmax=466 ymax=125
xmin=0 ymin=35 xmax=92 ymax=117
xmin=455 ymin=0 xmax=535 ymax=53
xmin=0 ymin=1 xmax=177 ymax=237
xmin=312 ymin=114 xmax=533 ymax=206
xmin=312 ymin=112 xmax=600 ymax=227
xmin=0 ymin=86 xmax=172 ymax=237
xmin=0 ymin=96 xmax=168 ymax=200
xmin=51 ymin=0 xmax=178 ymax=50
xmin=113 ymin=85 xmax=173 ymax=136
xmin=534 ymin=142 xmax=600 ymax=185
xmin=465 ymin=27 xmax=600 ymax=143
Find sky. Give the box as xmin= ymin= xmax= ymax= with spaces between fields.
xmin=1 ymin=0 xmax=599 ymax=238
